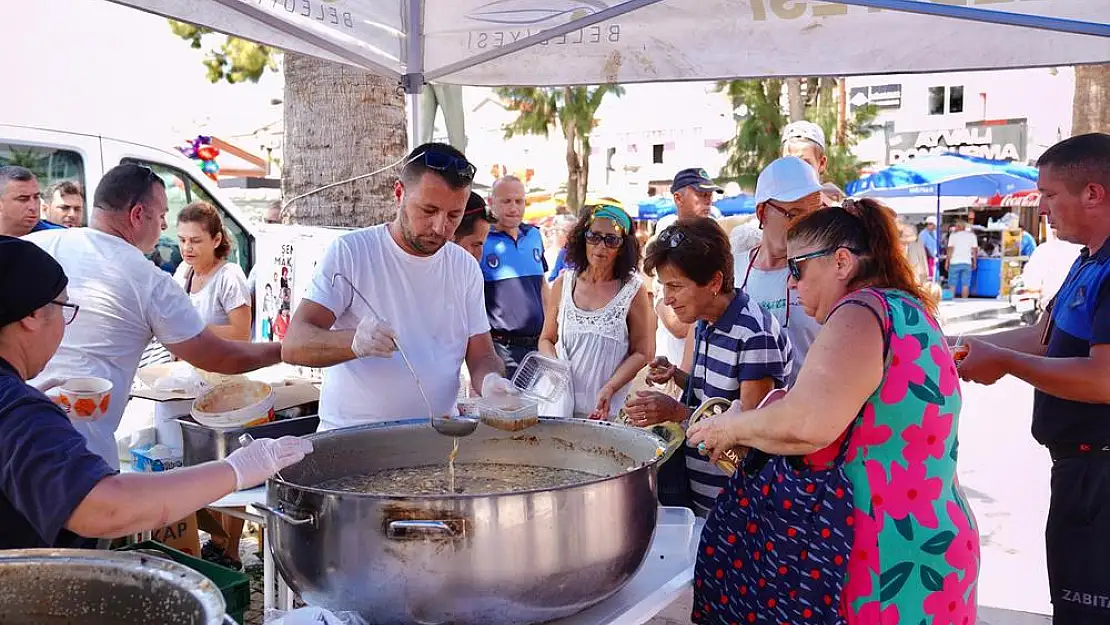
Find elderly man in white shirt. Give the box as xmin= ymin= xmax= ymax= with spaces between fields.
xmin=282 ymin=143 xmax=513 ymax=430
xmin=26 ymin=164 xmax=283 ymax=467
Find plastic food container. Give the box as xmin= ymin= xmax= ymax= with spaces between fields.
xmin=191 ymin=380 xmax=275 ymax=429
xmin=478 ymin=352 xmax=570 ymax=432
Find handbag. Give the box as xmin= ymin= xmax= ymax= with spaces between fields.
xmin=692 ymin=420 xmax=856 ymax=624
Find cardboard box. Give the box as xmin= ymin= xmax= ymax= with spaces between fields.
xmin=152 ymin=513 xmax=201 ymax=557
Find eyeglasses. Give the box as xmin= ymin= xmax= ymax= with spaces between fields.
xmin=51 ymin=300 xmax=80 ymax=325
xmin=127 ymin=165 xmax=162 ymax=210
xmin=585 ymin=230 xmax=623 ymax=249
xmin=658 ymin=229 xmax=685 ymax=248
xmin=406 ymin=151 xmax=477 ymax=183
xmin=766 ymin=200 xmax=803 ymax=221
xmin=787 ymin=246 xmax=861 ymax=281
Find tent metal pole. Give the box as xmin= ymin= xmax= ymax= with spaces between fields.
xmin=834 ymin=0 xmax=1110 ymax=38
xmin=425 ymin=0 xmax=667 ymax=82
xmin=404 ymin=0 xmax=424 ymax=150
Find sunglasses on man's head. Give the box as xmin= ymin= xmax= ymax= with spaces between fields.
xmin=585 ymin=230 xmax=623 ymax=249
xmin=786 ymin=246 xmax=861 ymax=281
xmin=127 ymin=165 xmax=162 ymax=210
xmin=406 ymin=151 xmax=477 ymax=183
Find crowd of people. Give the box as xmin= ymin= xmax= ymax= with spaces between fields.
xmin=0 ymin=125 xmax=1108 ymax=625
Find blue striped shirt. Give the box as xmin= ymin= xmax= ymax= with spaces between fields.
xmin=684 ymin=289 xmax=794 ymax=514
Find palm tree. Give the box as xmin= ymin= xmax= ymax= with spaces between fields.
xmin=495 ymin=85 xmax=624 ymax=213
xmin=716 ymin=78 xmax=878 ymax=189
xmin=1073 ymin=64 xmax=1110 ymax=136
xmin=171 ymin=24 xmax=404 ymax=228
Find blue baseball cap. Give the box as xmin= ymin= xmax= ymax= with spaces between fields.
xmin=670 ymin=168 xmax=723 ymax=194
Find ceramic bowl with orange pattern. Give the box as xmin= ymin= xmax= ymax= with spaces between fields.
xmin=57 ymin=377 xmax=113 ymax=422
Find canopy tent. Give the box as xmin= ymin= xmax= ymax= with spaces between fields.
xmin=109 ymin=0 xmax=1109 ymax=144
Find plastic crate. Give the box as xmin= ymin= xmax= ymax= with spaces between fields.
xmin=116 ymin=540 xmax=250 ymax=624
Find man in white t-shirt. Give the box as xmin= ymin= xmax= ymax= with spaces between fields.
xmin=282 ymin=143 xmax=513 ymax=431
xmin=651 ymin=168 xmax=723 ymax=367
xmin=946 ymin=220 xmax=980 ymax=298
xmin=26 ymin=164 xmax=283 ymax=467
xmin=741 ymin=157 xmax=825 ymax=384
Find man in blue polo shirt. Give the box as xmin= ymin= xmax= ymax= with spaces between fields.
xmin=0 ymin=166 xmax=64 ymax=237
xmin=959 ymin=133 xmax=1110 ymax=625
xmin=482 ymin=175 xmax=547 ymax=377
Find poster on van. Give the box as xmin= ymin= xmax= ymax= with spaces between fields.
xmin=255 ymin=238 xmax=295 ymax=344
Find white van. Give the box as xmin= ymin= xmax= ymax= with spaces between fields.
xmin=0 ymin=122 xmax=258 ymax=276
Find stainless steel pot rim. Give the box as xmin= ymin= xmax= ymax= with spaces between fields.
xmin=269 ymin=416 xmax=669 ymax=499
xmin=0 ymin=548 xmax=227 ymax=617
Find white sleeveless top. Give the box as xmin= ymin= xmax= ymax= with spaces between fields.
xmin=545 ymin=270 xmax=642 ymax=419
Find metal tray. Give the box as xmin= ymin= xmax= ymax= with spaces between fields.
xmin=178 ymin=404 xmax=319 ymax=466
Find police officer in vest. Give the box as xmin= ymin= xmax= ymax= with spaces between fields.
xmin=959 ymin=133 xmax=1110 ymax=625
xmin=481 ymin=175 xmax=548 ymax=377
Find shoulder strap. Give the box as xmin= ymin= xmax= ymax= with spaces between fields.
xmin=185 ymin=267 xmax=196 ymax=294
xmin=827 ymin=287 xmax=893 ymax=360
xmin=741 ymin=245 xmax=760 ymax=290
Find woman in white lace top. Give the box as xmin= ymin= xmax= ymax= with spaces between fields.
xmin=538 ymin=205 xmax=654 ymax=419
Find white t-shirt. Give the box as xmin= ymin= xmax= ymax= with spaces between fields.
xmin=738 ymin=252 xmax=820 ymax=385
xmin=174 ymin=262 xmax=251 ymax=326
xmin=947 ymin=230 xmax=979 ymax=265
xmin=26 ymin=228 xmax=206 ymax=467
xmin=304 ymin=225 xmax=490 ymax=431
xmin=654 ymin=206 xmax=723 ymax=234
xmin=653 ymin=279 xmax=688 ymax=365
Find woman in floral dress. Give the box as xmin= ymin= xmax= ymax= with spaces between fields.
xmin=689 ymin=198 xmax=979 ymax=624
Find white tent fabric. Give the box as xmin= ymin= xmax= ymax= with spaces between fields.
xmin=111 ymin=0 xmax=1109 ymax=88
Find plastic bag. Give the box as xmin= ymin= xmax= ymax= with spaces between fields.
xmin=264 ymin=607 xmax=368 ymax=625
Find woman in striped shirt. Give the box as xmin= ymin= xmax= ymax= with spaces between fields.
xmin=625 ymin=218 xmax=793 ymax=515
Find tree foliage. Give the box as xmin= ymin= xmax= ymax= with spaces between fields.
xmin=169 ymin=21 xmax=279 ymax=84
xmin=495 ymin=85 xmax=623 ymax=213
xmin=716 ymin=78 xmax=878 ymax=189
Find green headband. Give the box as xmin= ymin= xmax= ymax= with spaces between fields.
xmin=591 ymin=205 xmax=632 ymax=233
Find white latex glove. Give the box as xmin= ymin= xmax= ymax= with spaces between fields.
xmin=351 ymin=317 xmax=398 ymax=358
xmin=30 ymin=377 xmax=65 ymax=394
xmin=223 ymin=436 xmax=313 ymax=490
xmin=480 ymin=373 xmax=519 ymax=399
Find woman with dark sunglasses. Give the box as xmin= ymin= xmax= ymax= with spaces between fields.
xmin=688 ymin=198 xmax=977 ymax=625
xmin=537 ymin=205 xmax=654 ymax=420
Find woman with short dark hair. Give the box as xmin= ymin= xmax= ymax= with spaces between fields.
xmin=537 ymin=205 xmax=653 ymax=420
xmin=626 ymin=218 xmax=793 ymax=515
xmin=453 ymin=192 xmax=496 ymax=262
xmin=687 ymin=199 xmax=976 ymax=625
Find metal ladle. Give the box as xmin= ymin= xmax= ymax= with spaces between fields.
xmin=331 ymin=273 xmax=479 ymax=437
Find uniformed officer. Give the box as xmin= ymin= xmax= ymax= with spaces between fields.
xmin=959 ymin=133 xmax=1110 ymax=625
xmin=482 ymin=175 xmax=548 ymax=377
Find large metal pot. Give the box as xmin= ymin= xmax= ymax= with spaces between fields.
xmin=0 ymin=549 xmax=232 ymax=624
xmin=259 ymin=417 xmax=670 ymax=625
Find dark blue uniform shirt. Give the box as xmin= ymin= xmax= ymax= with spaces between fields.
xmin=0 ymin=357 xmax=116 ymax=548
xmin=1032 ymin=242 xmax=1110 ymax=445
xmin=481 ymin=224 xmax=547 ymax=337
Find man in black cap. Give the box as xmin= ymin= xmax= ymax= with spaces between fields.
xmin=655 ymin=167 xmax=724 ymax=234
xmin=0 ymin=235 xmax=312 ymax=549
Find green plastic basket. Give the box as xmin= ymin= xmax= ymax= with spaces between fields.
xmin=116 ymin=540 xmax=250 ymax=624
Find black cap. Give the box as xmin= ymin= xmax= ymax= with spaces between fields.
xmin=0 ymin=236 xmax=68 ymax=327
xmin=670 ymin=168 xmax=723 ymax=194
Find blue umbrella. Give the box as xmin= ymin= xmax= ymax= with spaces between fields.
xmin=856 ymin=172 xmax=1036 ymax=200
xmin=635 ymin=195 xmax=755 ymax=220
xmin=846 ymin=153 xmax=1038 ymax=196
